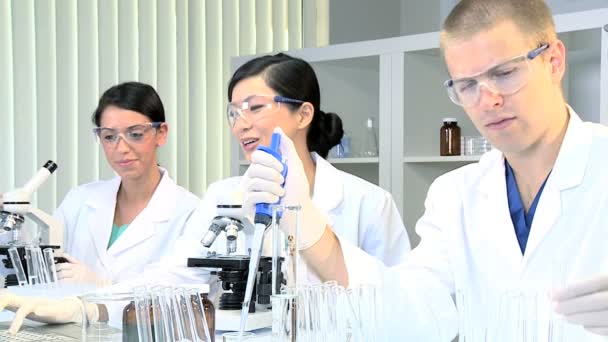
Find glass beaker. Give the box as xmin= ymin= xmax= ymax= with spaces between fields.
xmin=271 ymin=291 xmax=297 ymax=341
xmin=80 ymin=291 xmax=133 ymax=342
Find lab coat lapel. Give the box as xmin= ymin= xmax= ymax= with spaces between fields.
xmin=523 ymin=110 xmax=589 ymax=263
xmin=107 ymin=169 xmax=176 ymax=256
xmin=476 ymin=151 xmax=523 ymax=270
xmin=311 ymin=153 xmax=343 ymax=222
xmin=84 ymin=176 xmax=121 ymax=271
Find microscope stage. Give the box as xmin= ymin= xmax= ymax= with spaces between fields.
xmin=216 ymin=307 xmax=273 ymax=332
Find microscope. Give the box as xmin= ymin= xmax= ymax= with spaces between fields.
xmin=187 ymin=194 xmax=284 ymax=331
xmin=0 ymin=160 xmax=64 ymax=286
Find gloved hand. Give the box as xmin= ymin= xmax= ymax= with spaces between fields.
xmin=56 ymin=254 xmax=111 ymax=287
xmin=243 ymin=127 xmax=328 ymax=249
xmin=0 ymin=291 xmax=99 ymax=334
xmin=552 ymin=275 xmax=608 ymax=336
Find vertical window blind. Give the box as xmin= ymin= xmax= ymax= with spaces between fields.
xmin=0 ymin=0 xmax=329 ymax=225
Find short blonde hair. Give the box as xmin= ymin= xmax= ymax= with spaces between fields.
xmin=441 ymin=0 xmax=556 ymax=48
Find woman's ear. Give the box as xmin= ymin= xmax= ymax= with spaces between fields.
xmin=156 ymin=122 xmax=169 ymax=146
xmin=297 ymin=102 xmax=315 ymax=129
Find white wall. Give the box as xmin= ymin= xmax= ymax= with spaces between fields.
xmin=329 ymin=0 xmax=402 ymax=44
xmin=401 ymin=0 xmax=442 ymax=36
xmin=330 ymin=0 xmax=608 ymax=43
xmin=546 ymin=0 xmax=608 ymax=14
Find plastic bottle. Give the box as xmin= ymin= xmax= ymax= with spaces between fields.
xmin=340 ymin=132 xmax=351 ymax=158
xmin=440 ymin=118 xmax=461 ymax=156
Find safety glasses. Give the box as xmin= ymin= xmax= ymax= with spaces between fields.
xmin=226 ymin=95 xmax=304 ymax=128
xmin=93 ymin=122 xmax=162 ymax=146
xmin=444 ymin=44 xmax=550 ymax=107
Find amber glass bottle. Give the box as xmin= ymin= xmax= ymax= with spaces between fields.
xmin=440 ymin=118 xmax=461 ymax=156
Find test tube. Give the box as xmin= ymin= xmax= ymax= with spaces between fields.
xmin=156 ymin=287 xmax=176 ymax=341
xmin=150 ymin=286 xmax=167 ymax=341
xmin=133 ymin=287 xmax=153 ymax=342
xmin=8 ymin=247 xmax=28 ymax=286
xmin=43 ymin=248 xmax=58 ymax=283
xmin=169 ymin=288 xmax=187 ymax=341
xmin=194 ymin=290 xmax=213 ymax=342
xmin=25 ymin=247 xmax=38 ymax=285
xmin=33 ymin=247 xmax=50 ymax=284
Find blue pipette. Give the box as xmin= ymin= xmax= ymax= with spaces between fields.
xmin=238 ymin=132 xmax=287 ymax=338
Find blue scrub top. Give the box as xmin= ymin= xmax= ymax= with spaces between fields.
xmin=505 ymin=160 xmax=551 ymax=255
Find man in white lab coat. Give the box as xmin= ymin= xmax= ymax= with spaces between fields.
xmin=239 ymin=0 xmax=608 ymax=340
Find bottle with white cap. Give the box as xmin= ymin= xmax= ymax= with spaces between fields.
xmin=440 ymin=117 xmax=461 ymax=156
xmin=361 ymin=117 xmax=378 ymax=157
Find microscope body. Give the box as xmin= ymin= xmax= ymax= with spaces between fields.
xmin=0 ymin=161 xmax=64 ymax=286
xmin=1 ymin=160 xmax=63 ymax=249
xmin=187 ymin=199 xmax=283 ymax=331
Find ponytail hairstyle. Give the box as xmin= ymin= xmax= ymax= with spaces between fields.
xmin=228 ymin=53 xmax=343 ymax=158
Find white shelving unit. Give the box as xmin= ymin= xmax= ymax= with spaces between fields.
xmin=404 ymin=156 xmax=481 ymax=163
xmin=327 ymin=157 xmax=379 ymax=164
xmin=240 ymin=157 xmax=379 ymax=165
xmin=231 ymin=8 xmax=608 ymax=247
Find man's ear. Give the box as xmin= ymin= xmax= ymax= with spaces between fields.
xmin=548 ymin=39 xmax=566 ymax=84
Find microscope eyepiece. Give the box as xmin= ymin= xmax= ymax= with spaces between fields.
xmin=43 ymin=160 xmax=58 ymax=174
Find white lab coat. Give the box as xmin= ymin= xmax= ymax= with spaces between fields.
xmin=217 ymin=153 xmax=409 ymax=261
xmin=341 ymin=109 xmax=608 ymax=341
xmin=146 ymin=152 xmax=411 ymax=288
xmin=54 ymin=168 xmax=199 ymax=284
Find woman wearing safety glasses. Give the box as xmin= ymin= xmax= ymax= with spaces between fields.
xmin=0 ymin=58 xmax=412 ymax=334
xmin=53 ymin=81 xmax=199 ymax=286
xmin=198 ymin=53 xmax=411 ymax=274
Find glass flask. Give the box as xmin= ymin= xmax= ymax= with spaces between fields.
xmin=361 ymin=118 xmax=378 ymax=157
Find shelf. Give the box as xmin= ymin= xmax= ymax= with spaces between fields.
xmin=404 ymin=155 xmax=481 ymax=163
xmin=240 ymin=157 xmax=379 ymax=165
xmin=327 ymin=157 xmax=379 ymax=164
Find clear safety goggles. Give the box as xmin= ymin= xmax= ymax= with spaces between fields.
xmin=226 ymin=95 xmax=304 ymax=128
xmin=92 ymin=122 xmax=162 ymax=146
xmin=444 ymin=43 xmax=550 ymax=107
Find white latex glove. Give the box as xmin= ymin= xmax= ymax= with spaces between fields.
xmin=243 ymin=127 xmax=328 ymax=249
xmin=552 ymin=275 xmax=608 ymax=336
xmin=0 ymin=291 xmax=99 ymax=334
xmin=56 ymin=254 xmax=111 ymax=287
